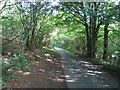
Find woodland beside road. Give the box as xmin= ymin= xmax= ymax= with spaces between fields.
xmin=0 ymin=1 xmax=120 ymax=89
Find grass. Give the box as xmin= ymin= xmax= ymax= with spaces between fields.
xmin=41 ymin=47 xmax=56 ymax=54
xmin=66 ymin=47 xmax=80 ymax=54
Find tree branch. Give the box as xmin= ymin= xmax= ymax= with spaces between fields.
xmin=2 ymin=32 xmax=25 ymax=45
xmin=0 ymin=0 xmax=7 ymax=12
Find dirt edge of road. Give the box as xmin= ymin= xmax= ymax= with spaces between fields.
xmin=6 ymin=50 xmax=68 ymax=88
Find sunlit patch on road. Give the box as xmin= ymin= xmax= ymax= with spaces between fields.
xmin=55 ymin=47 xmax=118 ymax=88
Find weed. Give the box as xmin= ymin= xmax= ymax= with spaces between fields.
xmin=2 ymin=51 xmax=31 ymax=88
xmin=41 ymin=48 xmax=56 ymax=54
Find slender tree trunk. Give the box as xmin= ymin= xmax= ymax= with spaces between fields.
xmin=89 ymin=15 xmax=93 ymax=58
xmin=29 ymin=4 xmax=37 ymax=51
xmin=85 ymin=25 xmax=91 ymax=57
xmin=103 ymin=23 xmax=109 ymax=60
xmin=91 ymin=17 xmax=96 ymax=58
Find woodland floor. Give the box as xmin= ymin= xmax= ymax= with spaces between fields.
xmin=6 ymin=51 xmax=68 ymax=88
xmin=2 ymin=40 xmax=67 ymax=88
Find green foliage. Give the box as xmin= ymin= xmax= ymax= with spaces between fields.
xmin=1 ymin=2 xmax=55 ymax=51
xmin=1 ymin=1 xmax=119 ymax=79
xmin=2 ymin=59 xmax=16 ymax=81
xmin=9 ymin=54 xmax=30 ymax=70
xmin=52 ymin=25 xmax=86 ymax=55
xmin=41 ymin=48 xmax=56 ymax=54
xmin=2 ymin=52 xmax=31 ymax=83
xmin=52 ymin=2 xmax=119 ymax=72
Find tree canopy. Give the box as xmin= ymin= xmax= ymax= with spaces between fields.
xmin=1 ymin=1 xmax=120 ymax=80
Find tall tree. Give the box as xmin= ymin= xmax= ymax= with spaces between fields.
xmin=16 ymin=2 xmax=52 ymax=51
xmin=54 ymin=2 xmax=118 ymax=58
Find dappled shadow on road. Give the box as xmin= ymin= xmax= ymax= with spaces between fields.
xmin=54 ymin=47 xmax=118 ymax=88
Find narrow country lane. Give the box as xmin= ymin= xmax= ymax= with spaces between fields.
xmin=54 ymin=47 xmax=119 ymax=88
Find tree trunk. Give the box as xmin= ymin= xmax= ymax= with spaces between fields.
xmin=103 ymin=23 xmax=109 ymax=60
xmin=85 ymin=25 xmax=92 ymax=57
xmin=91 ymin=17 xmax=96 ymax=58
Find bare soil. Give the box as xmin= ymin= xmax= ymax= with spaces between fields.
xmin=2 ymin=40 xmax=67 ymax=88
xmin=6 ymin=51 xmax=68 ymax=88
